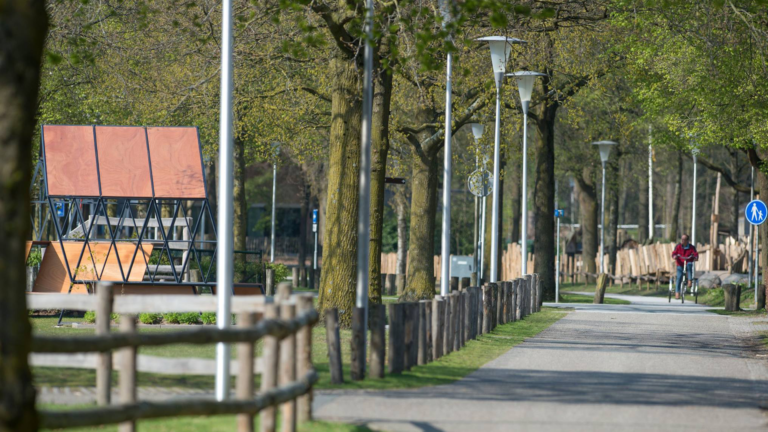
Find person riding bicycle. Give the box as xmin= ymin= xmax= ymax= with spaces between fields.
xmin=671 ymin=234 xmax=698 ymax=299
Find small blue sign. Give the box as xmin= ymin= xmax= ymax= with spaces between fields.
xmin=55 ymin=203 xmax=65 ymax=218
xmin=312 ymin=209 xmax=318 ymax=224
xmin=554 ymin=209 xmax=564 ymax=218
xmin=746 ymin=200 xmax=767 ymax=225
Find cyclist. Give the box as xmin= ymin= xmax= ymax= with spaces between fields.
xmin=671 ymin=234 xmax=698 ymax=300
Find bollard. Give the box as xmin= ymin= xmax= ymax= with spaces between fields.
xmin=387 ymin=303 xmax=405 ymax=374
xmin=385 ymin=274 xmax=397 ymax=296
xmin=432 ymin=297 xmax=444 ymax=360
xmin=266 ymin=268 xmax=275 ymax=296
xmin=292 ymin=267 xmax=299 ymax=289
xmin=369 ymin=304 xmax=386 ymax=379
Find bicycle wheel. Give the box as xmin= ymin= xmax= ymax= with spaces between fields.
xmin=694 ymin=285 xmax=699 ymax=304
xmin=681 ymin=291 xmax=685 ymax=304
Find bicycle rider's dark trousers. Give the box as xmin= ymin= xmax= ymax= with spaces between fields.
xmin=676 ymin=263 xmax=693 ymax=293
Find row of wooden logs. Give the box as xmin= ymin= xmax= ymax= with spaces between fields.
xmin=325 ymin=274 xmax=542 ymax=383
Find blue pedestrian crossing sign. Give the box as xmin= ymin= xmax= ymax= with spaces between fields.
xmin=746 ymin=199 xmax=767 ymax=225
xmin=554 ymin=209 xmax=564 ymax=218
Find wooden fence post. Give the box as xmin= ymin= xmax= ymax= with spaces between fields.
xmin=261 ymin=304 xmax=280 ymax=432
xmin=118 ymin=313 xmax=136 ymax=432
xmin=370 ymin=304 xmax=386 ymax=379
xmin=410 ymin=303 xmax=420 ymax=366
xmin=403 ymin=302 xmax=414 ymax=370
xmin=498 ymin=283 xmax=506 ymax=325
xmin=463 ymin=290 xmax=471 ymax=344
xmin=525 ymin=275 xmax=533 ymax=316
xmin=324 ymin=308 xmax=343 ymax=384
xmin=266 ymin=268 xmax=275 ymax=296
xmin=459 ymin=277 xmax=470 ymax=291
xmin=453 ymin=292 xmax=461 ymax=351
xmin=277 ymin=282 xmax=292 ymax=301
xmin=476 ymin=287 xmax=483 ymax=336
xmin=417 ymin=301 xmax=427 ymax=365
xmin=237 ymin=312 xmax=256 ymax=432
xmin=490 ymin=283 xmax=498 ymax=330
xmin=431 ymin=298 xmax=444 ymax=360
xmin=279 ymin=303 xmax=297 ymax=432
xmin=387 ymin=303 xmax=405 ymax=374
xmin=296 ymin=296 xmax=314 ymax=422
xmin=423 ymin=300 xmax=433 ymax=362
xmin=482 ymin=284 xmax=492 ymax=334
xmin=96 ymin=282 xmax=113 ymax=406
xmin=534 ymin=273 xmax=541 ymax=312
xmin=350 ymin=307 xmax=366 ymax=380
xmin=292 ymin=267 xmax=300 ymax=288
xmin=444 ymin=295 xmax=454 ymax=354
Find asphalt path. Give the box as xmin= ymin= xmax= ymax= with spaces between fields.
xmin=314 ymin=294 xmax=768 ymax=431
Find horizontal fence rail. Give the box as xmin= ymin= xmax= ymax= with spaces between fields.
xmin=27 ymin=293 xmax=271 ymax=314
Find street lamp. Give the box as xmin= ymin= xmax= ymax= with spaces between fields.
xmin=470 ymin=123 xmax=485 ymax=282
xmin=508 ymin=71 xmax=546 ymax=276
xmin=270 ymin=142 xmax=280 ymax=263
xmin=438 ymin=0 xmax=455 ymax=297
xmin=592 ymin=140 xmax=617 ymax=275
xmin=476 ymin=35 xmax=526 ymax=283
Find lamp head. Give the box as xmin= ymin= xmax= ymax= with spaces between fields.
xmin=592 ymin=140 xmax=618 ymax=163
xmin=476 ymin=36 xmax=526 ymax=74
xmin=507 ymin=71 xmax=546 ymax=115
xmin=470 ymin=123 xmax=485 ymax=141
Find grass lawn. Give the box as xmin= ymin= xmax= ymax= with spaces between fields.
xmin=559 ymin=293 xmax=630 ymax=305
xmin=32 ymin=308 xmax=566 ymax=392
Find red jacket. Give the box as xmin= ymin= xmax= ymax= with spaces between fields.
xmin=672 ymin=243 xmax=698 ymax=267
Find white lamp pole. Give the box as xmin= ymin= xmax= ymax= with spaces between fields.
xmin=509 ymin=71 xmax=545 ymax=277
xmin=439 ymin=0 xmax=455 ymax=297
xmin=470 ymin=123 xmax=485 ymax=280
xmin=215 ymin=0 xmax=234 ymax=401
xmin=648 ymin=126 xmax=653 ymax=239
xmin=691 ymin=148 xmax=699 ymax=246
xmin=476 ymin=36 xmax=526 ymax=283
xmin=270 ymin=142 xmax=280 ymax=263
xmin=593 ymin=141 xmax=617 ymax=275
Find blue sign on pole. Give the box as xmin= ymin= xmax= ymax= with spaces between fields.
xmin=312 ymin=209 xmax=318 ymax=224
xmin=55 ymin=203 xmax=65 ymax=218
xmin=554 ymin=209 xmax=564 ymax=218
xmin=745 ymin=199 xmax=767 ymax=225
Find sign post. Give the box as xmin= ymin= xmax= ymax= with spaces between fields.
xmin=312 ymin=209 xmax=318 ymax=271
xmin=554 ymin=209 xmax=564 ymax=303
xmin=745 ymin=199 xmax=766 ymax=306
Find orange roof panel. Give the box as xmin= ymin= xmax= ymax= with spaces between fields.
xmin=43 ymin=125 xmax=100 ymax=197
xmin=146 ymin=127 xmax=206 ymax=198
xmin=95 ymin=126 xmax=154 ymax=198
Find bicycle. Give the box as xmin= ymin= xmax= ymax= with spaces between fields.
xmin=670 ymin=255 xmax=698 ymax=304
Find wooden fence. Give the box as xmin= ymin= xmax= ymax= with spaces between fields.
xmin=325 ymin=274 xmax=542 ymax=382
xmin=26 ymin=283 xmax=317 ymax=432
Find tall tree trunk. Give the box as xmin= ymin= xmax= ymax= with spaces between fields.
xmin=367 ymin=43 xmax=394 ymax=306
xmin=0 ymin=2 xmax=47 ymax=430
xmin=669 ymin=154 xmax=682 ymax=242
xmin=298 ymin=183 xmax=309 ymax=287
xmin=618 ymin=160 xmax=629 ymax=226
xmin=532 ymin=96 xmax=558 ymax=301
xmin=233 ymin=137 xmax=246 ymax=281
xmin=404 ymin=147 xmax=439 ymax=300
xmin=607 ymin=161 xmax=620 ymax=273
xmin=509 ymin=166 xmax=521 ymax=246
xmin=395 ymin=190 xmax=408 ymax=276
xmin=638 ymin=162 xmax=649 ymax=243
xmin=730 ymin=151 xmax=739 ymax=237
xmin=753 ymin=149 xmax=767 ymax=310
xmin=318 ymin=54 xmax=363 ymax=326
xmin=575 ymin=166 xmax=598 ymax=283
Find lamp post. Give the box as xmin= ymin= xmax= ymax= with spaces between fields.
xmin=648 ymin=125 xmax=654 ymax=239
xmin=691 ymin=147 xmax=699 ymax=246
xmin=509 ymin=71 xmax=546 ymax=276
xmin=438 ymin=0 xmax=455 ymax=298
xmin=215 ymin=0 xmax=234 ymax=401
xmin=476 ymin=36 xmax=526 ymax=283
xmin=593 ymin=141 xmax=617 ymax=275
xmin=470 ymin=123 xmax=485 ymax=281
xmin=270 ymin=142 xmax=280 ymax=263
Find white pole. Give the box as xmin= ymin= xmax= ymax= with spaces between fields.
xmin=648 ymin=125 xmax=653 ymax=239
xmin=490 ymin=72 xmax=503 ymax=283
xmin=750 ymin=167 xmax=754 ymax=300
xmin=439 ymin=50 xmax=453 ymax=297
xmin=600 ymin=161 xmax=606 ymax=274
xmin=556 ymin=215 xmax=560 ymax=303
xmin=480 ymin=196 xmax=487 ymax=281
xmin=270 ymin=161 xmax=276 ymax=263
xmin=755 ymin=221 xmax=760 ymax=301
xmin=215 ymin=0 xmax=234 ymax=401
xmin=354 ymin=0 xmax=374 ymax=373
xmin=521 ymin=111 xmax=528 ymax=277
xmin=691 ymin=151 xmax=697 ymax=278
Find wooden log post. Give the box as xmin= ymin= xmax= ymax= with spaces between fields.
xmin=369 ymin=304 xmax=386 ymax=379
xmin=525 ymin=275 xmax=533 ymax=317
xmin=279 ymin=303 xmax=297 ymax=432
xmin=308 ymin=266 xmax=315 ymax=290
xmin=470 ymin=272 xmax=478 ymax=287
xmin=482 ymin=284 xmax=493 ymax=334
xmin=292 ymin=267 xmax=300 ymax=289
xmin=387 ymin=303 xmax=405 ymax=374
xmin=454 ymin=292 xmax=462 ymax=351
xmin=324 ymin=308 xmax=343 ymax=385
xmin=261 ymin=304 xmax=280 ymax=432
xmin=96 ymin=282 xmax=113 ymax=406
xmin=417 ymin=301 xmax=427 ymax=365
xmin=431 ymin=298 xmax=444 ymax=360
xmin=463 ymin=290 xmax=471 ymax=344
xmin=118 ymin=314 xmax=136 ymax=432
xmin=723 ymin=284 xmax=739 ymax=311
xmin=410 ymin=303 xmax=420 ymax=366
xmin=536 ymin=273 xmax=542 ymax=312
xmin=277 ymin=282 xmax=293 ymax=301
xmin=403 ymin=302 xmax=414 ymax=370
xmin=296 ymin=296 xmax=314 ymax=421
xmin=237 ymin=312 xmax=256 ymax=432
xmin=532 ymin=274 xmax=539 ymax=313
xmin=491 ymin=283 xmax=499 ymax=329
xmin=593 ymin=274 xmax=609 ymax=304
xmin=476 ymin=287 xmax=483 ymax=336
xmin=423 ymin=300 xmax=433 ymax=362
xmin=497 ymin=283 xmax=506 ymax=325
xmin=385 ymin=274 xmax=397 ymax=296
xmin=509 ymin=280 xmax=517 ymax=322
xmin=350 ymin=307 xmax=366 ymax=380
xmin=266 ymin=268 xmax=275 ymax=296
xmin=443 ymin=295 xmax=453 ymax=354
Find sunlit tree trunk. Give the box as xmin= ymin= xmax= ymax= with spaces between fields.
xmin=0 ymin=2 xmax=48 ymax=430
xmin=575 ymin=166 xmax=598 ymax=283
xmin=233 ymin=137 xmax=246 ymax=281
xmin=532 ymin=95 xmax=558 ymax=301
xmin=669 ymin=154 xmax=682 ymax=242
xmin=404 ymin=145 xmax=439 ymax=300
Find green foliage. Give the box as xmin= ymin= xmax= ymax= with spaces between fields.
xmin=200 ymin=312 xmax=216 ymax=325
xmin=139 ymin=313 xmax=162 ymax=325
xmin=83 ymin=311 xmax=95 ymax=324
xmin=265 ymin=262 xmax=290 ymax=284
xmin=26 ymin=249 xmax=42 ymax=267
xmin=178 ymin=312 xmax=200 ymax=325
xmin=163 ymin=312 xmax=181 ymax=324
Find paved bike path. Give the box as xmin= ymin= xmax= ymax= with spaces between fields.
xmin=313 ymin=295 xmax=768 ymax=431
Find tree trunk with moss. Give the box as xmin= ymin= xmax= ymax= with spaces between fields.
xmin=532 ymin=94 xmax=558 ymax=301
xmin=233 ymin=137 xmax=246 ymax=282
xmin=607 ymin=161 xmax=620 ymax=274
xmin=669 ymin=153 xmax=682 ymax=242
xmin=367 ymin=43 xmax=394 ymax=306
xmin=317 ymin=54 xmax=362 ymax=326
xmin=0 ymin=2 xmax=47 ymax=430
xmin=404 ymin=145 xmax=439 ymax=300
xmin=638 ymin=161 xmax=649 ymax=243
xmin=575 ymin=166 xmax=598 ymax=283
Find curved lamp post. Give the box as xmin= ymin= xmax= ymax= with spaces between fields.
xmin=476 ymin=36 xmax=526 ymax=283
xmin=592 ymin=140 xmax=617 ymax=275
xmin=508 ymin=71 xmax=546 ymax=276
